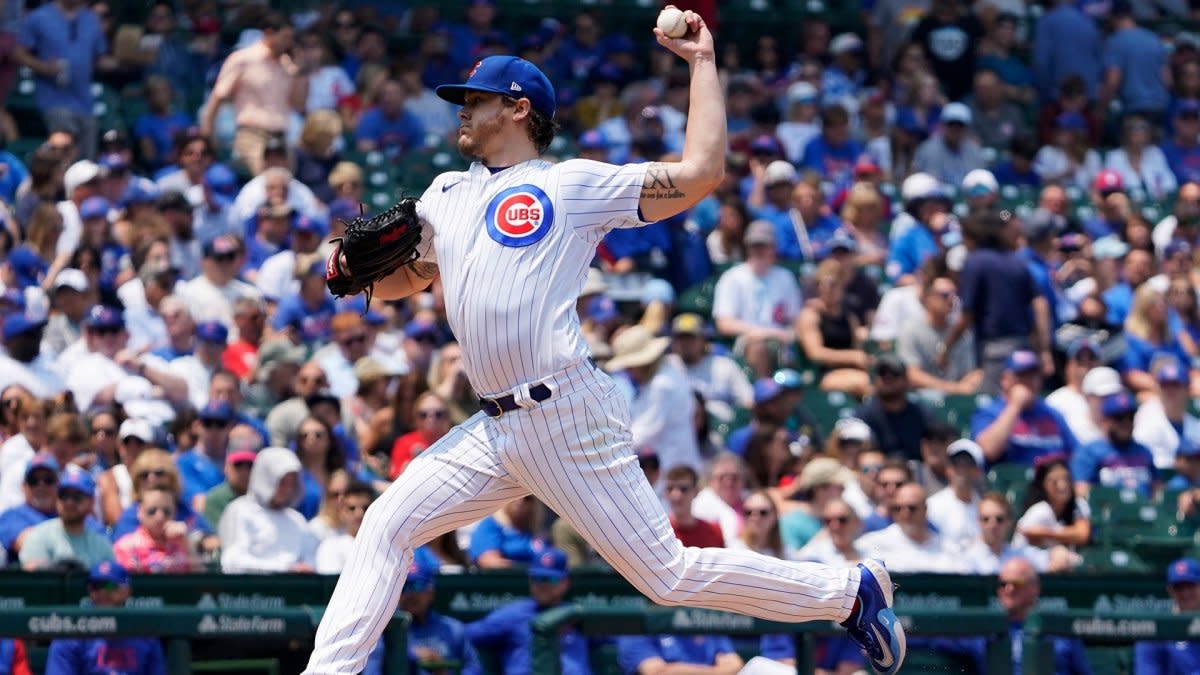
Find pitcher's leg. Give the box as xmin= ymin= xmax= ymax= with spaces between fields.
xmin=305 ymin=416 xmax=525 ymax=674
xmin=506 ymin=391 xmax=859 ymax=623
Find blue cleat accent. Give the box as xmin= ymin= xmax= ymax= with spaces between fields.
xmin=842 ymin=559 xmax=906 ymax=675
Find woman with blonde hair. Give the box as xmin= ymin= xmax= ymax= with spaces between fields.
xmin=328 ymin=161 xmax=365 ymax=205
xmin=1121 ymin=283 xmax=1189 ymax=394
xmin=111 ymin=450 xmax=216 ymax=552
xmin=838 ymin=183 xmax=888 ymax=265
xmin=796 ymin=259 xmax=873 ymax=398
xmin=295 ymin=110 xmax=344 ymax=203
xmin=113 ymin=484 xmax=200 ymax=573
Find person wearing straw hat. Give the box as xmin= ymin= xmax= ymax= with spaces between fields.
xmin=606 ymin=325 xmax=701 ymax=478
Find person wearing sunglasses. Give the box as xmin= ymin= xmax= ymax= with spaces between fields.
xmin=293 ymin=416 xmax=344 ymax=520
xmin=0 ymin=453 xmax=99 ymax=561
xmin=962 ymin=492 xmax=1073 ymax=575
xmin=315 ymin=481 xmax=375 ymax=574
xmin=113 ymin=485 xmax=197 ymax=573
xmin=177 ymin=401 xmax=236 ymax=504
xmin=780 ymin=457 xmax=853 ymax=552
xmin=855 ymin=353 xmax=937 ymax=462
xmin=44 ymin=561 xmax=166 ymax=675
xmin=971 ymin=349 xmax=1077 ymax=467
xmin=467 ymin=547 xmax=593 ymax=675
xmin=857 ymin=482 xmax=961 ymax=573
xmin=390 ymin=393 xmax=453 ymax=480
xmin=177 ymin=234 xmax=258 ymax=337
xmin=1070 ymin=390 xmax=1158 ymax=499
xmin=19 ymin=465 xmax=112 ymax=570
xmin=312 ymin=312 xmax=375 ymax=400
xmin=896 ymin=272 xmax=983 ymax=397
xmin=110 ymin=449 xmax=215 ymax=551
xmin=993 ymin=557 xmax=1092 ymax=675
xmin=925 ymin=439 xmax=987 ymax=553
xmin=201 ymin=445 xmax=259 ymax=533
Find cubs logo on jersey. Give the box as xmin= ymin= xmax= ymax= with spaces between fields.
xmin=485 ymin=184 xmax=555 ymax=248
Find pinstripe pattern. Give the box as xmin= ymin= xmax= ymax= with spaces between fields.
xmin=304 ymin=159 xmax=861 ymax=674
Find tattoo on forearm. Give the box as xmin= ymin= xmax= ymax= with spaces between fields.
xmin=409 ymin=260 xmax=438 ymax=279
xmin=641 ymin=164 xmax=685 ymax=200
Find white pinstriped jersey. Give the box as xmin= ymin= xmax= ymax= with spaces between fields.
xmin=414 ymin=158 xmax=649 ymax=397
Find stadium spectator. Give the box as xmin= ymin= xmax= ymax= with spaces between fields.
xmin=467 ymin=547 xmax=593 ymax=673
xmin=861 ymin=458 xmax=914 ymax=533
xmin=1022 ymin=208 xmax=1071 ymax=330
xmin=856 ymin=353 xmax=934 ymax=461
xmin=292 ymin=416 xmax=342 ymax=519
xmin=0 ymin=453 xmax=61 ymax=560
xmin=0 ymin=311 xmax=62 ymax=399
xmin=112 ymin=485 xmax=198 ymax=573
xmin=315 ymin=480 xmax=373 ymax=574
xmin=94 ymin=418 xmax=152 ymax=526
xmin=794 ymin=496 xmax=866 ymax=565
xmin=796 ymin=258 xmax=871 ymax=397
xmin=175 ymin=401 xmax=234 ymax=502
xmin=19 ymin=465 xmax=111 ymax=570
xmin=198 ymin=443 xmax=256 ymax=530
xmin=779 ymin=457 xmax=853 ymax=552
xmin=390 ymin=392 xmax=452 ymax=480
xmin=1120 ymin=285 xmax=1189 ymax=394
xmin=962 ymin=492 xmax=1059 ymax=574
xmin=132 ymin=75 xmax=194 ymax=172
xmin=201 ymin=12 xmax=303 ymax=175
xmin=307 ymin=468 xmax=349 ymax=543
xmin=915 ymin=421 xmax=957 ymax=493
xmin=1162 ymin=102 xmax=1200 ymax=185
xmin=606 ymin=325 xmax=700 ymax=474
xmin=972 ymin=350 xmax=1076 ymax=465
xmin=1071 ymin=391 xmax=1158 ymax=498
xmin=968 ymin=69 xmax=1028 ymax=151
xmin=992 ymin=557 xmax=1093 ymax=674
xmin=265 ymin=361 xmax=329 ymax=447
xmin=41 ymin=267 xmax=89 ymax=357
xmin=799 ymin=104 xmax=862 ymax=190
xmin=1133 ymin=558 xmax=1200 ymax=673
xmin=293 ymin=111 xmax=343 ymax=205
xmin=219 ymin=446 xmax=316 ymax=573
xmin=961 ymin=168 xmax=999 ymax=216
xmin=44 ymin=561 xmax=165 ymax=675
xmin=926 ymin=439 xmax=985 ymax=552
xmin=896 ymin=271 xmax=981 ymax=396
xmin=168 ymin=320 xmax=227 ymax=409
xmin=885 ymin=174 xmax=952 ymax=283
xmin=355 ymin=77 xmax=426 ymax=157
xmin=1014 ymin=455 xmax=1092 ymax=552
xmin=1100 ymin=0 xmax=1169 ymax=121
xmin=741 ymin=424 xmax=802 ymax=491
xmin=1104 ymin=114 xmax=1177 ymax=199
xmin=469 ymin=494 xmax=548 ymax=570
xmin=1133 ymin=358 xmax=1200 ymax=469
xmin=397 ymin=557 xmax=481 ymax=675
xmin=663 ymin=464 xmax=723 ymax=548
xmin=617 ymin=632 xmax=743 ymax=675
xmin=689 ymin=453 xmax=747 ymax=547
xmin=222 ymin=296 xmax=268 ymax=381
xmin=857 ymin=482 xmax=961 ymax=572
xmin=15 ymin=0 xmax=109 ymax=160
xmin=176 ymin=235 xmax=259 ymax=332
xmin=1032 ymin=0 xmax=1103 ymax=100
xmin=1046 ymin=346 xmax=1114 ymax=446
xmin=112 ymin=449 xmax=214 ymax=544
xmin=913 ymin=103 xmax=986 ymax=187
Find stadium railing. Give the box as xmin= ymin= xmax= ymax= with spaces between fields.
xmin=1024 ymin=610 xmax=1200 ymax=674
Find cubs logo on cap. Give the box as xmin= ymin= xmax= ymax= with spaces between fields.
xmin=485 ymin=184 xmax=555 ymax=248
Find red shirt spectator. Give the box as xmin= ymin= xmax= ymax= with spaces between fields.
xmin=664 ymin=465 xmax=725 ymax=548
xmin=389 ymin=393 xmax=452 ymax=479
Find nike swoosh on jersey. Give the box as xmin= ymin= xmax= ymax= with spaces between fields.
xmin=442 ymin=181 xmax=461 ymax=192
xmin=871 ymin=624 xmax=895 ymax=669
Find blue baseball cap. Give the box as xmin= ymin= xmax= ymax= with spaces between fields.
xmin=82 ymin=305 xmax=124 ymax=330
xmin=1067 ymin=337 xmax=1101 ymax=360
xmin=7 ymin=247 xmax=47 ymax=288
xmin=1168 ymin=557 xmax=1200 ymax=585
xmin=578 ymin=129 xmax=607 ymax=151
xmin=824 ymin=229 xmax=859 ymax=255
xmin=120 ymin=178 xmax=160 ymax=207
xmin=591 ymin=62 xmax=623 ymax=85
xmin=750 ymin=134 xmax=781 ymax=156
xmin=753 ymin=377 xmax=786 ymax=405
xmin=3 ymin=314 xmax=47 ymax=340
xmin=1156 ymin=358 xmax=1190 ymax=385
xmin=1101 ymin=391 xmax=1137 ymax=418
xmin=772 ymin=368 xmax=804 ymax=390
xmin=25 ymin=453 xmax=59 ymax=480
xmin=586 ymin=295 xmax=619 ymax=323
xmin=88 ymin=560 xmax=130 ymax=587
xmin=80 ymin=196 xmax=111 ymax=220
xmin=198 ymin=401 xmax=234 ymax=424
xmin=58 ymin=464 xmax=95 ymax=497
xmin=204 ymin=164 xmax=238 ymax=206
xmin=436 ymin=55 xmax=557 ymax=119
xmin=1166 ymin=239 xmax=1193 ymax=258
xmin=404 ymin=319 xmax=440 ymax=342
xmin=195 ymin=320 xmax=229 ymax=344
xmin=328 ymin=198 xmax=362 ymax=223
xmin=403 ymin=559 xmax=437 ymax=592
xmin=98 ymin=153 xmax=129 ymax=172
xmin=1005 ymin=350 xmax=1040 ymax=374
xmin=528 ymin=547 xmax=568 ymax=582
xmin=293 ymin=213 xmax=329 ymax=237
xmin=1055 ymin=112 xmax=1088 ymax=131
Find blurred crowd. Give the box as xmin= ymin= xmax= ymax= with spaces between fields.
xmin=3 ymin=0 xmax=1200 ymax=670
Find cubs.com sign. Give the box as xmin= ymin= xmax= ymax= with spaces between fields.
xmin=485 ymin=184 xmax=555 ymax=247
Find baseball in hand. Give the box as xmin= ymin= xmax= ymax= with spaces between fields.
xmin=656 ymin=7 xmax=688 ymax=39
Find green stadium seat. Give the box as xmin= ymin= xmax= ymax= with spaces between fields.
xmin=801 ymin=389 xmax=859 ymax=431
xmin=1077 ymin=546 xmax=1152 ymax=573
xmin=676 ymin=276 xmax=718 ymax=318
xmin=941 ymin=394 xmax=990 ymax=435
xmin=987 ymin=464 xmax=1033 ymax=492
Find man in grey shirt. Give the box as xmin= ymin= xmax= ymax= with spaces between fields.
xmin=914 ymin=103 xmax=987 ymax=187
xmin=896 ymin=273 xmax=982 ymax=396
xmin=968 ymin=70 xmax=1028 ymax=151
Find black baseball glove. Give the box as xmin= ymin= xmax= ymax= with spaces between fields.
xmin=325 ymin=198 xmax=422 ymax=303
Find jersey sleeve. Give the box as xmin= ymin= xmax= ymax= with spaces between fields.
xmin=467 ymin=517 xmax=503 ymax=563
xmin=557 ymin=159 xmax=649 ymax=242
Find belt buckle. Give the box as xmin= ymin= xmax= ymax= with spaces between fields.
xmin=486 ymin=397 xmax=504 ymax=419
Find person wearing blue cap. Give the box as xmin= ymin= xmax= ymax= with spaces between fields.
xmin=1132 ymin=558 xmax=1200 ymax=674
xmin=397 ymin=557 xmax=481 ymax=675
xmin=18 ymin=465 xmax=113 ymax=570
xmin=255 ymin=212 xmax=328 ymax=301
xmin=176 ymin=401 xmax=236 ymax=503
xmin=310 ymin=10 xmax=904 ymax=675
xmin=466 ymin=546 xmax=592 ymax=675
xmin=971 ymin=349 xmax=1077 ymax=467
xmin=242 ymin=202 xmax=296 ymax=279
xmin=271 ymin=253 xmax=337 ymax=344
xmin=167 ymin=320 xmax=230 ymax=410
xmin=0 ymin=310 xmax=63 ymax=399
xmin=355 ymin=77 xmax=426 ymax=157
xmin=66 ymin=305 xmax=188 ymax=413
xmin=1070 ymin=390 xmax=1158 ymax=498
xmin=44 ymin=560 xmax=166 ymax=675
xmin=618 ymin=631 xmax=743 ymax=674
xmin=1132 ymin=357 xmax=1200 ymax=472
xmin=60 ymin=573 xmax=160 ymax=673
xmin=0 ymin=454 xmax=63 ymax=560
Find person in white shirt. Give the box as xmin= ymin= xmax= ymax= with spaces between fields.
xmin=123 ymin=265 xmax=179 ymax=354
xmin=1013 ymin=455 xmax=1091 ymax=552
xmin=605 ymin=325 xmax=701 ymax=477
xmin=691 ymin=453 xmax=749 ymax=547
xmin=1134 ymin=358 xmax=1200 ymax=470
xmin=1150 ymin=182 xmax=1200 ymax=259
xmin=54 ymin=160 xmax=105 ymax=275
xmin=776 ymin=82 xmax=822 ymax=164
xmin=794 ymin=497 xmax=866 ymax=565
xmin=219 ymin=447 xmax=318 ymax=573
xmin=0 ymin=316 xmax=64 ymax=399
xmin=65 ymin=306 xmax=189 ymax=413
xmin=1046 ymin=352 xmax=1119 ymax=447
xmin=669 ymin=313 xmax=753 ymax=421
xmin=856 ymin=483 xmax=963 ymax=573
xmin=961 ymin=492 xmax=1070 ymax=574
xmin=167 ymin=320 xmax=228 ymax=410
xmin=312 ymin=312 xmax=374 ymax=400
xmin=315 ymin=481 xmax=373 ymax=574
xmin=1104 ymin=114 xmax=1178 ymax=199
xmin=228 ymin=166 xmax=324 ymax=229
xmin=925 ymin=439 xmax=985 ymax=553
xmin=176 ymin=235 xmax=261 ymax=334
xmin=711 ymin=220 xmax=802 ymax=380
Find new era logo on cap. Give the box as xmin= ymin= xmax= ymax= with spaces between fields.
xmin=510 ymin=81 xmax=522 ymax=91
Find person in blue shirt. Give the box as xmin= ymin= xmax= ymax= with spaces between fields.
xmin=1134 ymin=558 xmax=1200 ymax=675
xmin=1071 ymin=391 xmax=1158 ymax=498
xmin=1102 ymin=248 xmax=1154 ymax=327
xmin=242 ymin=203 xmax=295 ymax=280
xmin=971 ymin=351 xmax=1077 ymax=467
xmin=466 ymin=547 xmax=593 ymax=675
xmin=1022 ymin=208 xmax=1070 ymax=329
xmin=132 ymin=75 xmax=194 ymax=172
xmin=985 ymin=557 xmax=1092 ymax=674
xmin=1032 ymin=0 xmax=1103 ymax=101
xmin=990 ymin=134 xmax=1042 ymax=189
xmin=45 ymin=561 xmax=166 ymax=675
xmin=14 ymin=0 xmax=109 ymax=159
xmin=1161 ymin=103 xmax=1200 ymax=185
xmin=176 ymin=402 xmax=236 ymax=503
xmin=759 ymin=630 xmax=863 ymax=673
xmin=0 ymin=148 xmax=28 ymax=205
xmin=1120 ymin=285 xmax=1191 ymax=393
xmin=272 ymin=257 xmax=337 ymax=346
xmin=0 ymin=454 xmax=102 ymax=559
xmin=110 ymin=448 xmax=214 ymax=542
xmin=468 ymin=495 xmax=547 ymax=568
xmin=885 ymin=179 xmax=952 ymax=283
xmin=617 ymin=633 xmax=742 ymax=674
xmin=355 ymin=78 xmax=426 ymax=158
xmin=799 ymin=105 xmax=863 ymax=193
xmin=401 ymin=558 xmax=481 ymax=675
xmin=1099 ymin=0 xmax=1169 ymax=120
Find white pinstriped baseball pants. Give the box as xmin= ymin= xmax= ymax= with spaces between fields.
xmin=304 ymin=359 xmax=860 ymax=674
